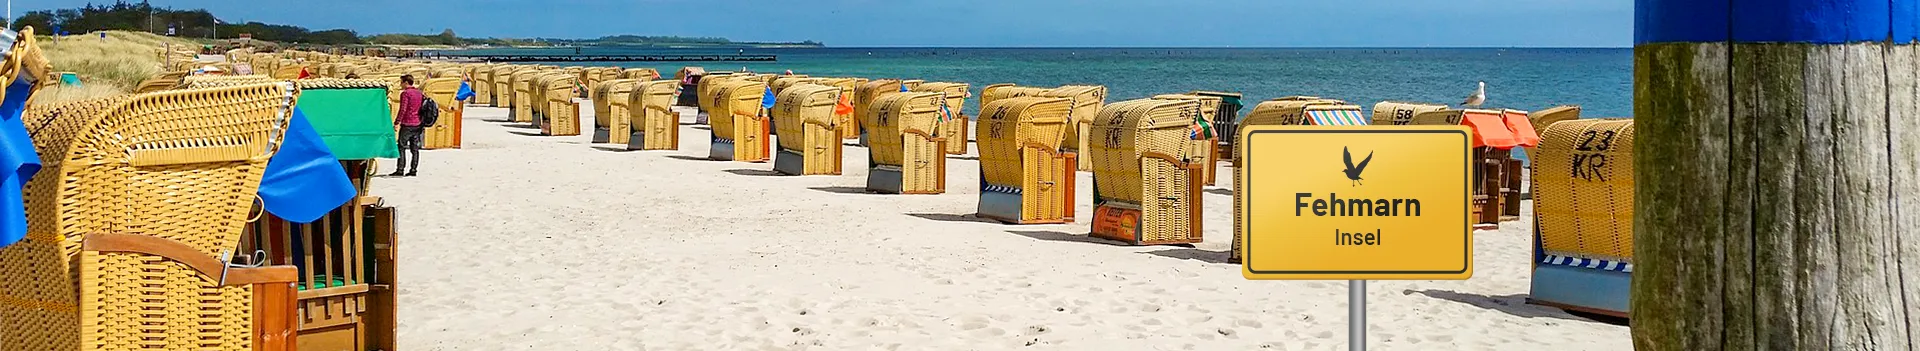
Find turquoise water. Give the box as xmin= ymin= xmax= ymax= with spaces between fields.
xmin=452 ymin=47 xmax=1632 ymax=119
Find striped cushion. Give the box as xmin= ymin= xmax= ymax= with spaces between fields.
xmin=1539 ymin=254 xmax=1632 ymax=273
xmin=982 ymin=184 xmax=1022 ymax=194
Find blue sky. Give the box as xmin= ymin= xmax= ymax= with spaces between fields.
xmin=16 ymin=0 xmax=1632 ymax=47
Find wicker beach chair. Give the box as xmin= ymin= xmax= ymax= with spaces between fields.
xmin=492 ymin=66 xmax=523 ymax=108
xmin=853 ymin=79 xmax=906 ymax=145
xmin=132 ymin=70 xmax=189 ymax=93
xmin=980 ymin=84 xmax=1048 ymax=108
xmin=1150 ymin=94 xmax=1224 ymax=186
xmin=0 ymin=82 xmax=304 ymax=351
xmin=1371 ymin=101 xmax=1448 ymax=126
xmin=1410 ymin=108 xmax=1536 ymax=225
xmin=818 ymin=78 xmax=868 ymax=139
xmin=695 ymin=73 xmax=738 ymax=123
xmin=975 ymin=97 xmax=1076 ymax=224
xmin=864 ymin=92 xmax=947 ymax=194
xmin=1226 ymin=99 xmax=1367 ymax=263
xmin=593 ymin=79 xmax=643 ymax=144
xmin=771 ymin=84 xmax=843 ymax=175
xmin=1088 ymin=99 xmax=1206 ymax=245
xmin=539 ymin=73 xmax=582 ymax=136
xmin=471 ymin=66 xmax=495 ymax=106
xmin=510 ymin=71 xmax=543 ymax=123
xmin=628 ymin=80 xmax=682 ymax=151
xmin=770 ymin=76 xmax=825 ymax=97
xmin=1037 ymin=85 xmax=1107 ymax=172
xmin=913 ymin=82 xmax=971 ymax=155
xmin=272 ymin=62 xmax=306 ymax=80
xmin=1529 ymin=118 xmax=1634 ymax=317
xmin=1529 ymin=105 xmax=1582 ymax=129
xmin=181 ymin=74 xmax=277 ymax=89
xmin=621 ymin=68 xmax=660 ymax=80
xmin=422 ymin=77 xmax=465 ymax=149
xmin=708 ymin=80 xmax=769 ymax=161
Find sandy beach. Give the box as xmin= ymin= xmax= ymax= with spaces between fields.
xmin=374 ymin=103 xmax=1630 ymax=350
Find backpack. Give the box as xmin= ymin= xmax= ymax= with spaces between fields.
xmin=418 ymin=96 xmax=440 ymax=127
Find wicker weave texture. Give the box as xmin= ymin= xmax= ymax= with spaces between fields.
xmin=867 ymin=92 xmax=945 ymax=192
xmin=712 ymin=80 xmax=769 ymax=161
xmin=540 ymin=74 xmax=582 ymax=136
xmin=1150 ymin=94 xmax=1222 ymax=185
xmin=1529 ymin=105 xmax=1583 ymax=130
xmin=773 ymin=84 xmax=842 ymax=175
xmin=1533 ymin=118 xmax=1635 ymax=262
xmin=3 ymin=82 xmax=297 ymax=351
xmin=913 ymin=82 xmax=970 ymax=155
xmin=598 ymin=79 xmax=643 ymax=145
xmin=1089 ymin=99 xmax=1204 ymax=244
xmin=818 ymin=78 xmax=867 ymax=139
xmin=1036 ymin=85 xmax=1106 ymax=171
xmin=631 ymin=80 xmax=681 ymax=150
xmin=854 ymin=80 xmax=904 ymax=139
xmin=1369 ymin=101 xmax=1447 ymax=126
xmin=421 ymin=77 xmax=465 ymax=149
xmin=976 ymin=97 xmax=1073 ymax=222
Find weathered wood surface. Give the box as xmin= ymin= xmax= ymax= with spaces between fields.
xmin=1633 ymin=42 xmax=1919 ymax=350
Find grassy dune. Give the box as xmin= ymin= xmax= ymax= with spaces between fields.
xmin=36 ymin=31 xmax=201 ymax=102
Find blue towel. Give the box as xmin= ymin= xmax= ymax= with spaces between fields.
xmin=257 ymin=108 xmax=356 ymax=223
xmin=0 ymin=76 xmax=38 ymax=248
xmin=456 ymin=80 xmax=475 ymax=101
xmin=761 ymin=86 xmax=776 ymax=109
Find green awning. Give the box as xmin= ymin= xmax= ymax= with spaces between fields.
xmin=296 ymin=88 xmax=397 ymax=160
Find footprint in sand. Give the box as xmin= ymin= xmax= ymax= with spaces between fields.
xmin=1313 ymin=330 xmax=1333 ymax=338
xmin=1185 ymin=315 xmax=1213 ymax=323
xmin=1138 ymin=303 xmax=1162 ymax=313
xmin=1026 ymin=325 xmax=1051 ymax=335
xmin=1235 ymin=319 xmax=1264 ymax=328
xmin=1216 ymin=328 xmax=1238 ymax=339
xmin=1142 ymin=318 xmax=1163 ymax=326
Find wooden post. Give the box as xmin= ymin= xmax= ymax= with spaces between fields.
xmin=1634 ymin=0 xmax=1919 ymax=349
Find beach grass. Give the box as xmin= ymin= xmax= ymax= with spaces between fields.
xmin=38 ymin=31 xmax=198 ymax=94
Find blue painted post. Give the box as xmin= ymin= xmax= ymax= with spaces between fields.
xmin=1633 ymin=0 xmax=1918 ymax=349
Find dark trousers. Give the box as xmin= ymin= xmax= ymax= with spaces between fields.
xmin=396 ymin=125 xmax=424 ymax=172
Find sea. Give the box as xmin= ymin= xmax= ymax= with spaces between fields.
xmin=450 ymin=47 xmax=1633 ymax=119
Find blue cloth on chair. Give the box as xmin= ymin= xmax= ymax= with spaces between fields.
xmin=456 ymin=80 xmax=475 ymax=101
xmin=258 ymin=108 xmax=356 ymax=224
xmin=0 ymin=77 xmax=38 ymax=248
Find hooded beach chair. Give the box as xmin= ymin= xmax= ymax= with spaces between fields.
xmin=864 ymin=92 xmax=947 ymax=194
xmin=1036 ymin=85 xmax=1107 ymax=172
xmin=593 ymin=79 xmax=643 ymax=144
xmin=980 ymin=84 xmax=1049 ymax=108
xmin=708 ymin=80 xmax=770 ymax=162
xmin=913 ymin=82 xmax=971 ymax=155
xmin=1370 ymin=101 xmax=1448 ymax=126
xmin=1088 ymin=99 xmax=1207 ymax=245
xmin=472 ymin=65 xmax=496 ymax=106
xmin=422 ymin=77 xmax=465 ymax=148
xmin=510 ymin=70 xmax=543 ymax=123
xmin=0 ymin=81 xmax=306 ymax=350
xmin=771 ymin=84 xmax=844 ymax=175
xmin=628 ymin=80 xmax=682 ymax=151
xmin=1409 ymin=108 xmax=1538 ymax=225
xmin=818 ymin=78 xmax=868 ymax=139
xmin=492 ymin=65 xmax=524 ymax=108
xmin=853 ymin=79 xmax=906 ymax=145
xmin=1150 ymin=94 xmax=1224 ymax=186
xmin=1227 ymin=98 xmax=1366 ymax=263
xmin=538 ymin=73 xmax=582 ymax=136
xmin=975 ymin=97 xmax=1076 ymax=224
xmin=1529 ymin=118 xmax=1634 ymax=318
xmin=622 ymin=68 xmax=660 ymax=80
xmin=695 ymin=73 xmax=738 ymax=123
xmin=1529 ymin=105 xmax=1582 ymax=129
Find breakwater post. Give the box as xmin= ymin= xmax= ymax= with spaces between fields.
xmin=1633 ymin=0 xmax=1918 ymax=349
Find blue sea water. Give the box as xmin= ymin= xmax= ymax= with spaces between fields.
xmin=452 ymin=47 xmax=1632 ymax=119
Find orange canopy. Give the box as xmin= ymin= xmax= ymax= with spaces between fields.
xmin=1461 ymin=110 xmax=1518 ymax=149
xmin=1501 ymin=109 xmax=1541 ymax=148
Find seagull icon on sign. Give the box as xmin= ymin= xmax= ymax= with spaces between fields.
xmin=1343 ymin=146 xmax=1373 ymax=187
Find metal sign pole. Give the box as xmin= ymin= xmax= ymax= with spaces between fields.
xmin=1350 ymin=279 xmax=1366 ymax=351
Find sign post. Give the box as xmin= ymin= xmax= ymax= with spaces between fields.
xmin=1237 ymin=126 xmax=1474 ymax=350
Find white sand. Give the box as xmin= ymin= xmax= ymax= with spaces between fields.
xmin=376 ymin=104 xmax=1630 ymax=350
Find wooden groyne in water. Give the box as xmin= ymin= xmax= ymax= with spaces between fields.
xmin=417 ymin=54 xmax=777 ymax=63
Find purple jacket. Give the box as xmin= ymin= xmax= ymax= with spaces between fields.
xmin=397 ymin=87 xmax=425 ymax=127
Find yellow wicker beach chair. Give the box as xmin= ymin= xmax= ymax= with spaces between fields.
xmin=181 ymin=74 xmax=277 ymax=89
xmin=272 ymin=63 xmax=305 ymax=80
xmin=0 ymin=82 xmax=303 ymax=351
xmin=912 ymin=82 xmax=970 ymax=155
xmin=1226 ymin=98 xmax=1369 ymax=263
xmin=854 ymin=79 xmax=906 ymax=144
xmin=1088 ymin=99 xmax=1206 ymax=245
xmin=708 ymin=80 xmax=769 ymax=161
xmin=980 ymin=84 xmax=1048 ymax=108
xmin=432 ymin=68 xmax=462 ymax=79
xmin=593 ymin=79 xmax=643 ymax=144
xmin=492 ymin=65 xmax=523 ymax=108
xmin=1150 ymin=94 xmax=1223 ymax=186
xmin=1529 ymin=118 xmax=1634 ymax=317
xmin=975 ymin=97 xmax=1076 ymax=224
xmin=770 ymin=76 xmax=825 ymax=97
xmin=1037 ymin=85 xmax=1107 ymax=172
xmin=621 ymin=68 xmax=660 ymax=80
xmin=422 ymin=77 xmax=465 ymax=149
xmin=539 ymin=73 xmax=582 ymax=136
xmin=864 ymin=92 xmax=947 ymax=194
xmin=471 ymin=66 xmax=495 ymax=106
xmin=132 ymin=70 xmax=189 ymax=93
xmin=1529 ymin=105 xmax=1582 ymax=129
xmin=628 ymin=80 xmax=682 ymax=151
xmin=1371 ymin=101 xmax=1448 ymax=126
xmin=771 ymin=84 xmax=843 ymax=175
xmin=818 ymin=78 xmax=867 ymax=139
xmin=510 ymin=71 xmax=545 ymax=123
xmin=696 ymin=73 xmax=738 ymax=121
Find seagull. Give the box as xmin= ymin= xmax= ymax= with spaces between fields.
xmin=1462 ymin=81 xmax=1487 ymax=107
xmin=1342 ymin=146 xmax=1373 ymax=187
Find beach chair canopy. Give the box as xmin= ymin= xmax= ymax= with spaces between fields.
xmin=1306 ymin=108 xmax=1368 ymax=126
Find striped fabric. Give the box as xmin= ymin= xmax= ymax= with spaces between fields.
xmin=1308 ymin=109 xmax=1368 ymax=126
xmin=714 ymin=138 xmax=734 ymax=144
xmin=983 ymin=184 xmax=1023 ymax=194
xmin=1539 ymin=255 xmax=1633 ymax=273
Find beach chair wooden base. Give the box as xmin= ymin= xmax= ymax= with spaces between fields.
xmin=775 ymin=149 xmax=808 ymax=175
xmin=1527 ymin=263 xmax=1630 ymax=318
xmin=592 ymin=127 xmax=612 ymax=143
xmin=976 ymin=152 xmax=1075 ymax=224
xmin=710 ymin=138 xmax=737 ymax=161
xmin=867 ymin=166 xmax=906 ymax=194
xmin=631 ymin=111 xmax=682 ymax=151
xmin=1089 ymin=163 xmax=1204 ymax=246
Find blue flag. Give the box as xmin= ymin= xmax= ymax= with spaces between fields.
xmin=761 ymin=86 xmax=775 ymax=109
xmin=256 ymin=108 xmax=355 ymax=223
xmin=456 ymin=80 xmax=475 ymax=101
xmin=898 ymin=83 xmax=908 ymax=92
xmin=0 ymin=75 xmax=39 ymax=248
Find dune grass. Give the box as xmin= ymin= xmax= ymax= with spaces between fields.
xmin=36 ymin=31 xmax=201 ymax=99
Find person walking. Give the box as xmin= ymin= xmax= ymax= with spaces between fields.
xmin=391 ymin=74 xmax=426 ymax=177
